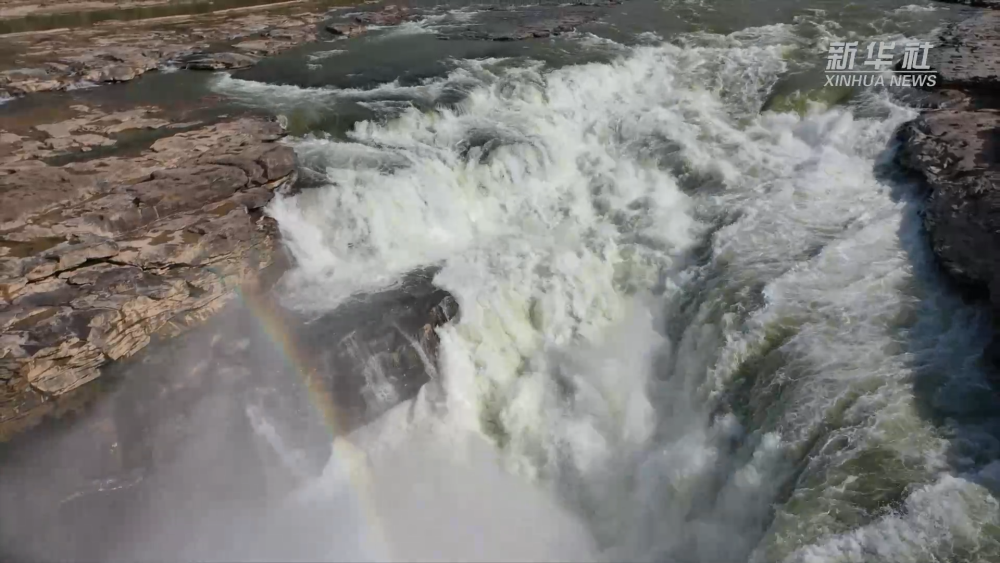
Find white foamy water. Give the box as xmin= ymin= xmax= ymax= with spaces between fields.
xmin=213 ymin=19 xmax=1000 ymax=563
xmin=308 ymin=49 xmax=347 ymax=61
xmin=894 ymin=4 xmax=938 ymax=13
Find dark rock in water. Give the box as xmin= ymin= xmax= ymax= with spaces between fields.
xmin=182 ymin=51 xmax=260 ymax=70
xmin=325 ymin=22 xmax=367 ymax=37
xmin=295 ymin=269 xmax=459 ymax=426
xmin=897 ymin=109 xmax=1000 ymax=299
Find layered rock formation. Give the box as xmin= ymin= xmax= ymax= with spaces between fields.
xmin=897 ymin=5 xmax=1000 ymax=369
xmin=1 ymin=102 xmax=460 ymax=561
xmin=0 ymin=117 xmax=297 ymax=436
xmin=0 ymin=4 xmax=330 ymax=97
xmin=1 ymin=105 xmax=175 ymax=168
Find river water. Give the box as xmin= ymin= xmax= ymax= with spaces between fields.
xmin=7 ymin=0 xmax=1000 ymax=561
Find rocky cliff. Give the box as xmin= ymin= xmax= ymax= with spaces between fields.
xmin=897 ymin=4 xmax=1000 ymax=370
xmin=0 ymin=117 xmax=299 ymax=436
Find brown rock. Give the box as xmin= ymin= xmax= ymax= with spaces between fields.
xmin=898 ymin=110 xmax=1000 ymax=301
xmin=0 ymin=167 xmax=100 ymax=227
xmin=0 ymin=118 xmax=298 ymax=432
xmin=83 ymin=64 xmax=139 ymax=83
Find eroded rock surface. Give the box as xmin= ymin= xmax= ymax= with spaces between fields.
xmin=898 ymin=110 xmax=1000 ymax=298
xmin=1 ymin=105 xmax=174 ymax=168
xmin=0 ymin=6 xmax=329 ymax=97
xmin=898 ymin=5 xmax=1000 ymax=372
xmin=927 ymin=10 xmax=1000 ymax=89
xmin=0 ymin=117 xmax=297 ymax=435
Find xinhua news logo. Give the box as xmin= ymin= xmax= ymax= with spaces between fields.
xmin=825 ymin=41 xmax=937 ymax=88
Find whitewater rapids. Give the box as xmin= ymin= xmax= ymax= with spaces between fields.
xmin=214 ymin=15 xmax=1000 ymax=563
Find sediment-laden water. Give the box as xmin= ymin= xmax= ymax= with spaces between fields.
xmin=5 ymin=1 xmax=1000 ymax=562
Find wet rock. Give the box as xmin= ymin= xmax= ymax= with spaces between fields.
xmin=0 ymin=118 xmax=297 ymax=434
xmin=325 ymin=22 xmax=367 ymax=37
xmin=295 ymin=269 xmax=459 ymax=426
xmin=898 ymin=110 xmax=1000 ymax=298
xmin=182 ymin=52 xmax=260 ymax=71
xmin=897 ymin=5 xmax=1000 ymax=374
xmin=927 ymin=10 xmax=1000 ymax=90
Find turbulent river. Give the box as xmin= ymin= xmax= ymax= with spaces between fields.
xmin=8 ymin=0 xmax=1000 ymax=561
xmin=210 ymin=0 xmax=1000 ymax=561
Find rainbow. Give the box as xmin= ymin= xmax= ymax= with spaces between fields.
xmin=236 ymin=278 xmax=393 ymax=560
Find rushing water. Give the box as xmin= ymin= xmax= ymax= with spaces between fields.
xmin=6 ymin=0 xmax=1000 ymax=562
xmin=210 ymin=1 xmax=1000 ymax=561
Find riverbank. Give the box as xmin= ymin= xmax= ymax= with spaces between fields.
xmin=0 ymin=0 xmax=470 ymax=438
xmin=0 ymin=0 xmax=364 ymax=438
xmin=5 ymin=1 xmax=1000 ymax=561
xmin=897 ymin=1 xmax=1000 ymax=380
xmin=0 ymin=0 xmax=353 ymax=97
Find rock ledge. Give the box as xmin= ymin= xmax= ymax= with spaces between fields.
xmin=897 ymin=5 xmax=1000 ymax=372
xmin=1 ymin=117 xmax=296 ymax=434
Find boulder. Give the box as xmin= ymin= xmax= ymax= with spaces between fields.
xmin=295 ymin=269 xmax=459 ymax=426
xmin=897 ymin=110 xmax=1000 ymax=301
xmin=325 ymin=22 xmax=367 ymax=37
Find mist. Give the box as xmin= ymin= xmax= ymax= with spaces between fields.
xmin=0 ymin=288 xmax=598 ymax=563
